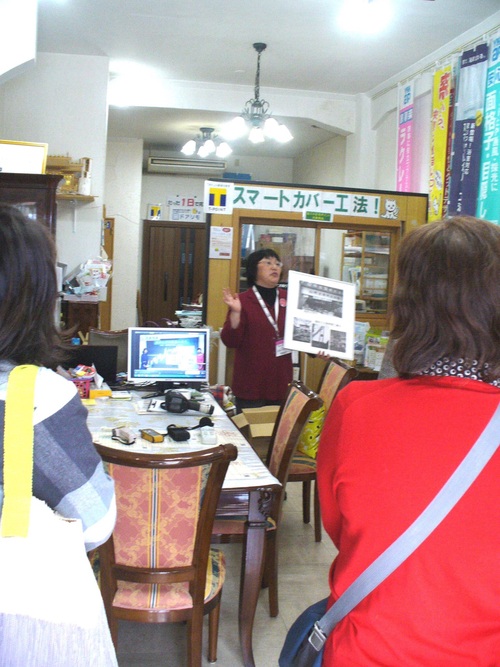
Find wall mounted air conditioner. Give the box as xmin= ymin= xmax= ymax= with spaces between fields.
xmin=147 ymin=156 xmax=227 ymax=175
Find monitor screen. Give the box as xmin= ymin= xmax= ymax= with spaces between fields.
xmin=127 ymin=327 xmax=209 ymax=389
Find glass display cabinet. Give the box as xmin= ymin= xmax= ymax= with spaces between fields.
xmin=0 ymin=172 xmax=62 ymax=235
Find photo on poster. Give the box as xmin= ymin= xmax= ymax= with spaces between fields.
xmin=284 ymin=271 xmax=355 ymax=360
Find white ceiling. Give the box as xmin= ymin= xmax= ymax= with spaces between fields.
xmin=36 ymin=0 xmax=500 ymax=159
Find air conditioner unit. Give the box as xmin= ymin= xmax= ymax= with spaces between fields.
xmin=147 ymin=156 xmax=227 ymax=175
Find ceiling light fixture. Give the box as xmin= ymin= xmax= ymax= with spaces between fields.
xmin=180 ymin=127 xmax=233 ymax=159
xmin=222 ymin=43 xmax=293 ymax=145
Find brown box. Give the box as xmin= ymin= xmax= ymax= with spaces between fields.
xmin=232 ymin=406 xmax=279 ymax=459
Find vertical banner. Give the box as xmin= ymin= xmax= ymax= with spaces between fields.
xmin=397 ymin=81 xmax=414 ymax=192
xmin=448 ymin=43 xmax=489 ymax=215
xmin=442 ymin=78 xmax=456 ymax=220
xmin=477 ymin=31 xmax=500 ymax=225
xmin=428 ymin=66 xmax=453 ymax=221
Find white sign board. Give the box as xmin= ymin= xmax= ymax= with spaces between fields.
xmin=284 ymin=271 xmax=356 ymax=360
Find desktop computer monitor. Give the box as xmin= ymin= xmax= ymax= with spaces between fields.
xmin=127 ymin=327 xmax=210 ymax=390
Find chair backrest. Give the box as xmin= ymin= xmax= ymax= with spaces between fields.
xmin=88 ymin=328 xmax=129 ymax=374
xmin=266 ymin=380 xmax=323 ymax=490
xmin=141 ymin=319 xmax=180 ymax=327
xmin=95 ymin=443 xmax=237 ymax=612
xmin=318 ymin=359 xmax=358 ymax=414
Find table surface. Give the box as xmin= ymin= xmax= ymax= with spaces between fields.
xmin=86 ymin=389 xmax=279 ymax=667
xmin=85 ymin=390 xmax=279 ymax=490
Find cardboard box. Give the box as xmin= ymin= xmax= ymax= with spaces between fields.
xmin=232 ymin=405 xmax=280 ymax=458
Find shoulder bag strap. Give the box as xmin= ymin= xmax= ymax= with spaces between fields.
xmin=307 ymin=401 xmax=500 ymax=654
xmin=1 ymin=364 xmax=39 ymax=538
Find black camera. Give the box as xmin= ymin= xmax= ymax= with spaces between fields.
xmin=161 ymin=391 xmax=214 ymax=415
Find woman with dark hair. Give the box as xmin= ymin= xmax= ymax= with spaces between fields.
xmin=317 ymin=216 xmax=500 ymax=665
xmin=221 ymin=248 xmax=293 ymax=412
xmin=0 ymin=205 xmax=116 ymax=552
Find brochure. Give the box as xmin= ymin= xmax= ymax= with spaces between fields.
xmin=283 ymin=270 xmax=356 ymax=360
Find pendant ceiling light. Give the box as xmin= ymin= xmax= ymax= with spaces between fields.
xmin=222 ymin=43 xmax=293 ymax=145
xmin=180 ymin=127 xmax=233 ymax=159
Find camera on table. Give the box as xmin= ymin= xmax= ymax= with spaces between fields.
xmin=161 ymin=390 xmax=214 ymax=415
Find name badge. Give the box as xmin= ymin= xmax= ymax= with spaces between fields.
xmin=275 ymin=339 xmax=291 ymax=357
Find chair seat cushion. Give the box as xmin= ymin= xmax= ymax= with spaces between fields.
xmin=290 ymin=452 xmax=317 ymax=475
xmin=113 ymin=548 xmax=225 ymax=611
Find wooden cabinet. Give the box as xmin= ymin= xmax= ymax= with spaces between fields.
xmin=341 ymin=231 xmax=391 ymax=314
xmin=61 ymin=300 xmax=99 ymax=337
xmin=0 ymin=172 xmax=62 ymax=235
xmin=141 ymin=221 xmax=207 ymax=324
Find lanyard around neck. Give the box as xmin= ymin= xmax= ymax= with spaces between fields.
xmin=252 ymin=285 xmax=280 ymax=336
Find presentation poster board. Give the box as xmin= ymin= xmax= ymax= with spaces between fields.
xmin=0 ymin=140 xmax=48 ymax=174
xmin=284 ymin=270 xmax=355 ymax=360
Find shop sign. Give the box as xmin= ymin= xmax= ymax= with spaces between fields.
xmin=204 ymin=180 xmax=381 ymax=218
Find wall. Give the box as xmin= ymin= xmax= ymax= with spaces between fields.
xmin=105 ymin=138 xmax=144 ymax=328
xmin=139 ymin=149 xmax=294 ymax=219
xmin=373 ymin=106 xmax=397 ymax=191
xmin=0 ymin=53 xmax=109 ymax=274
xmin=293 ymin=135 xmax=346 ymax=186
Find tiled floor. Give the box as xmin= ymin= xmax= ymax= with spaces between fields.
xmin=115 ymin=483 xmax=338 ymax=667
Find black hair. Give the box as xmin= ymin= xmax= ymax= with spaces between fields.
xmin=245 ymin=248 xmax=281 ymax=287
xmin=0 ymin=205 xmax=67 ymax=368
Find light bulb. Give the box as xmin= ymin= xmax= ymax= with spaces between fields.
xmin=204 ymin=139 xmax=216 ymax=154
xmin=197 ymin=144 xmax=209 ymax=157
xmin=249 ymin=126 xmax=265 ymax=144
xmin=263 ymin=117 xmax=280 ymax=138
xmin=216 ymin=142 xmax=233 ymax=158
xmin=221 ymin=116 xmax=248 ymax=140
xmin=181 ymin=139 xmax=196 ymax=156
xmin=274 ymin=124 xmax=293 ymax=143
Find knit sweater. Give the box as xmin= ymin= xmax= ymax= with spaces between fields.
xmin=0 ymin=364 xmax=116 ymax=551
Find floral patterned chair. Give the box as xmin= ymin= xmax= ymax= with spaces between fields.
xmin=95 ymin=442 xmax=237 ymax=667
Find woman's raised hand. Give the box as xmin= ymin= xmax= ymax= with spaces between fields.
xmin=222 ymin=287 xmax=242 ymax=313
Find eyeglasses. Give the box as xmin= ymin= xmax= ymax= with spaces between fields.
xmin=258 ymin=259 xmax=283 ymax=269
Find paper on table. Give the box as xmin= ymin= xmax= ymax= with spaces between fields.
xmin=224 ymin=459 xmax=260 ymax=480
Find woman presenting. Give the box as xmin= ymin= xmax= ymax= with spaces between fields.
xmin=221 ymin=249 xmax=293 ymax=413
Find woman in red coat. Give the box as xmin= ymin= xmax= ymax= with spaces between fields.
xmin=221 ymin=249 xmax=293 ymax=413
xmin=317 ymin=216 xmax=500 ymax=666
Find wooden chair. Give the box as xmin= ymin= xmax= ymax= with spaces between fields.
xmin=288 ymin=359 xmax=358 ymax=542
xmin=141 ymin=319 xmax=180 ymax=327
xmin=211 ymin=380 xmax=322 ymax=618
xmin=88 ymin=328 xmax=129 ymax=375
xmin=95 ymin=442 xmax=237 ymax=667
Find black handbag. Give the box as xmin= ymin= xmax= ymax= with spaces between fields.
xmin=279 ymin=402 xmax=500 ymax=667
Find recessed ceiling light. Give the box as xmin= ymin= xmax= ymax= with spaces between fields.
xmin=338 ymin=0 xmax=393 ymax=35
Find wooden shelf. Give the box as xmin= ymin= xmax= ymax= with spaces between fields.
xmin=57 ymin=193 xmax=95 ymax=202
